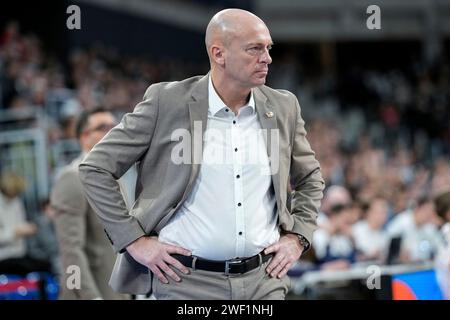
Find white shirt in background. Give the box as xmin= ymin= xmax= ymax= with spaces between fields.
xmin=0 ymin=193 xmax=27 ymax=261
xmin=435 ymin=223 xmax=450 ymax=299
xmin=352 ymin=220 xmax=389 ymax=258
xmin=313 ymin=228 xmax=354 ymax=260
xmin=387 ymin=210 xmax=443 ymax=261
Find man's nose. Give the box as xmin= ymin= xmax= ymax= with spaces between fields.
xmin=260 ymin=49 xmax=272 ymax=65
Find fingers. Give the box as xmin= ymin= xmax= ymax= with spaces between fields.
xmin=150 ymin=259 xmax=184 ymax=284
xmin=138 ymin=240 xmax=192 ymax=284
xmin=267 ymin=256 xmax=288 ymax=278
xmin=266 ymin=254 xmax=285 ymax=275
xmin=277 ymin=262 xmax=293 ymax=278
xmin=158 ymin=261 xmax=182 ymax=282
xmin=165 ymin=244 xmax=191 ymax=256
xmin=148 ymin=265 xmax=169 ymax=284
xmin=164 ymin=254 xmax=190 ymax=275
xmin=264 ymin=243 xmax=279 ymax=255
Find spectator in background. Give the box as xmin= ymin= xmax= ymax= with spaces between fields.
xmin=387 ymin=196 xmax=443 ymax=263
xmin=435 ymin=190 xmax=450 ymax=224
xmin=50 ymin=107 xmax=129 ymax=300
xmin=313 ymin=203 xmax=356 ymax=270
xmin=318 ymin=185 xmax=352 ymax=229
xmin=27 ymin=199 xmax=61 ymax=275
xmin=352 ymin=197 xmax=389 ymax=262
xmin=0 ymin=171 xmax=51 ymax=275
xmin=434 ymin=190 xmax=450 ymax=299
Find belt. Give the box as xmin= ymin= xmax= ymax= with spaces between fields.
xmin=172 ymin=252 xmax=273 ymax=275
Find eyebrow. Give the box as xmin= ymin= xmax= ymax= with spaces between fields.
xmin=246 ymin=42 xmax=274 ymax=47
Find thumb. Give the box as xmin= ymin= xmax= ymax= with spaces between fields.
xmin=264 ymin=243 xmax=278 ymax=255
xmin=165 ymin=244 xmax=191 ymax=256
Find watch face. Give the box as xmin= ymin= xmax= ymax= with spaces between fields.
xmin=299 ymin=236 xmax=309 ymax=248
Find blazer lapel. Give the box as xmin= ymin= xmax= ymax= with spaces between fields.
xmin=254 ymin=87 xmax=282 ymax=213
xmin=185 ymin=75 xmax=209 ymax=190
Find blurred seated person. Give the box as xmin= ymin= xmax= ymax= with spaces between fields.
xmin=0 ymin=171 xmax=51 ymax=275
xmin=318 ymin=185 xmax=352 ymax=230
xmin=27 ymin=199 xmax=61 ymax=275
xmin=433 ymin=190 xmax=450 ymax=299
xmin=352 ymin=197 xmax=389 ymax=262
xmin=387 ymin=195 xmax=443 ymax=263
xmin=312 ymin=203 xmax=356 ymax=270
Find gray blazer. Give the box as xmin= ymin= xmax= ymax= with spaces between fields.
xmin=79 ymin=74 xmax=324 ymax=294
xmin=51 ymin=155 xmax=127 ymax=299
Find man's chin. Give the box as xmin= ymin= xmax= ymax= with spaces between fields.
xmin=253 ymin=77 xmax=267 ymax=86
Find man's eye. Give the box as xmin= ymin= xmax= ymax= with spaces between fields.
xmin=247 ymin=47 xmax=261 ymax=54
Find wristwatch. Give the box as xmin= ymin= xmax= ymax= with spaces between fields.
xmin=297 ymin=234 xmax=310 ymax=251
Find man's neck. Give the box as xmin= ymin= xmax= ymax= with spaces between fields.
xmin=413 ymin=212 xmax=424 ymax=226
xmin=211 ymin=71 xmax=251 ymax=113
xmin=367 ymin=219 xmax=379 ymax=231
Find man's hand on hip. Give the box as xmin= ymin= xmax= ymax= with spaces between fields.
xmin=126 ymin=236 xmax=191 ymax=283
xmin=264 ymin=233 xmax=304 ymax=278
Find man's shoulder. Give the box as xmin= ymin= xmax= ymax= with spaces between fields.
xmin=150 ymin=75 xmax=205 ymax=96
xmin=52 ymin=157 xmax=83 ymax=193
xmin=51 ymin=159 xmax=86 ymax=211
xmin=257 ymin=85 xmax=297 ymax=103
xmin=54 ymin=156 xmax=82 ymax=181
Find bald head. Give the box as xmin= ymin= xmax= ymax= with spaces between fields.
xmin=205 ymin=9 xmax=267 ymax=56
xmin=205 ymin=9 xmax=273 ymax=92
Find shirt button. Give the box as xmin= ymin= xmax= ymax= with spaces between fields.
xmin=234 ymin=148 xmax=238 ymax=152
xmin=238 ymin=232 xmax=243 ymax=236
xmin=233 ymin=120 xmax=236 ymax=124
xmin=236 ymin=175 xmax=240 ymax=179
xmin=237 ymin=202 xmax=242 ymax=207
xmin=225 ymin=109 xmax=229 ymax=112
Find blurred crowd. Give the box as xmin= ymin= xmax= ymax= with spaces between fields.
xmin=0 ymin=22 xmax=449 ymax=298
xmin=0 ymin=21 xmax=207 ymax=140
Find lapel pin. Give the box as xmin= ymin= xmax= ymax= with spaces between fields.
xmin=265 ymin=111 xmax=274 ymax=118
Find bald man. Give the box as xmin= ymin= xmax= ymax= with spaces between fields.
xmin=79 ymin=9 xmax=324 ymax=299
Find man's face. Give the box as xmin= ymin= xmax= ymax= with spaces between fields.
xmin=416 ymin=202 xmax=437 ymax=225
xmin=223 ymin=23 xmax=273 ymax=89
xmin=82 ymin=112 xmax=116 ymax=151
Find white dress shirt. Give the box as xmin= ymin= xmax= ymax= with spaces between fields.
xmin=0 ymin=193 xmax=27 ymax=261
xmin=158 ymin=76 xmax=280 ymax=260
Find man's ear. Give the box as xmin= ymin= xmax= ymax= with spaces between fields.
xmin=211 ymin=45 xmax=225 ymax=66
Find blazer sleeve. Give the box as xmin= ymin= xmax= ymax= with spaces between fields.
xmin=78 ymin=84 xmax=160 ymax=253
xmin=288 ymin=93 xmax=325 ymax=246
xmin=51 ymin=170 xmax=102 ymax=299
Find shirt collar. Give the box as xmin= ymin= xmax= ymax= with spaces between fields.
xmin=208 ymin=75 xmax=255 ymax=116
